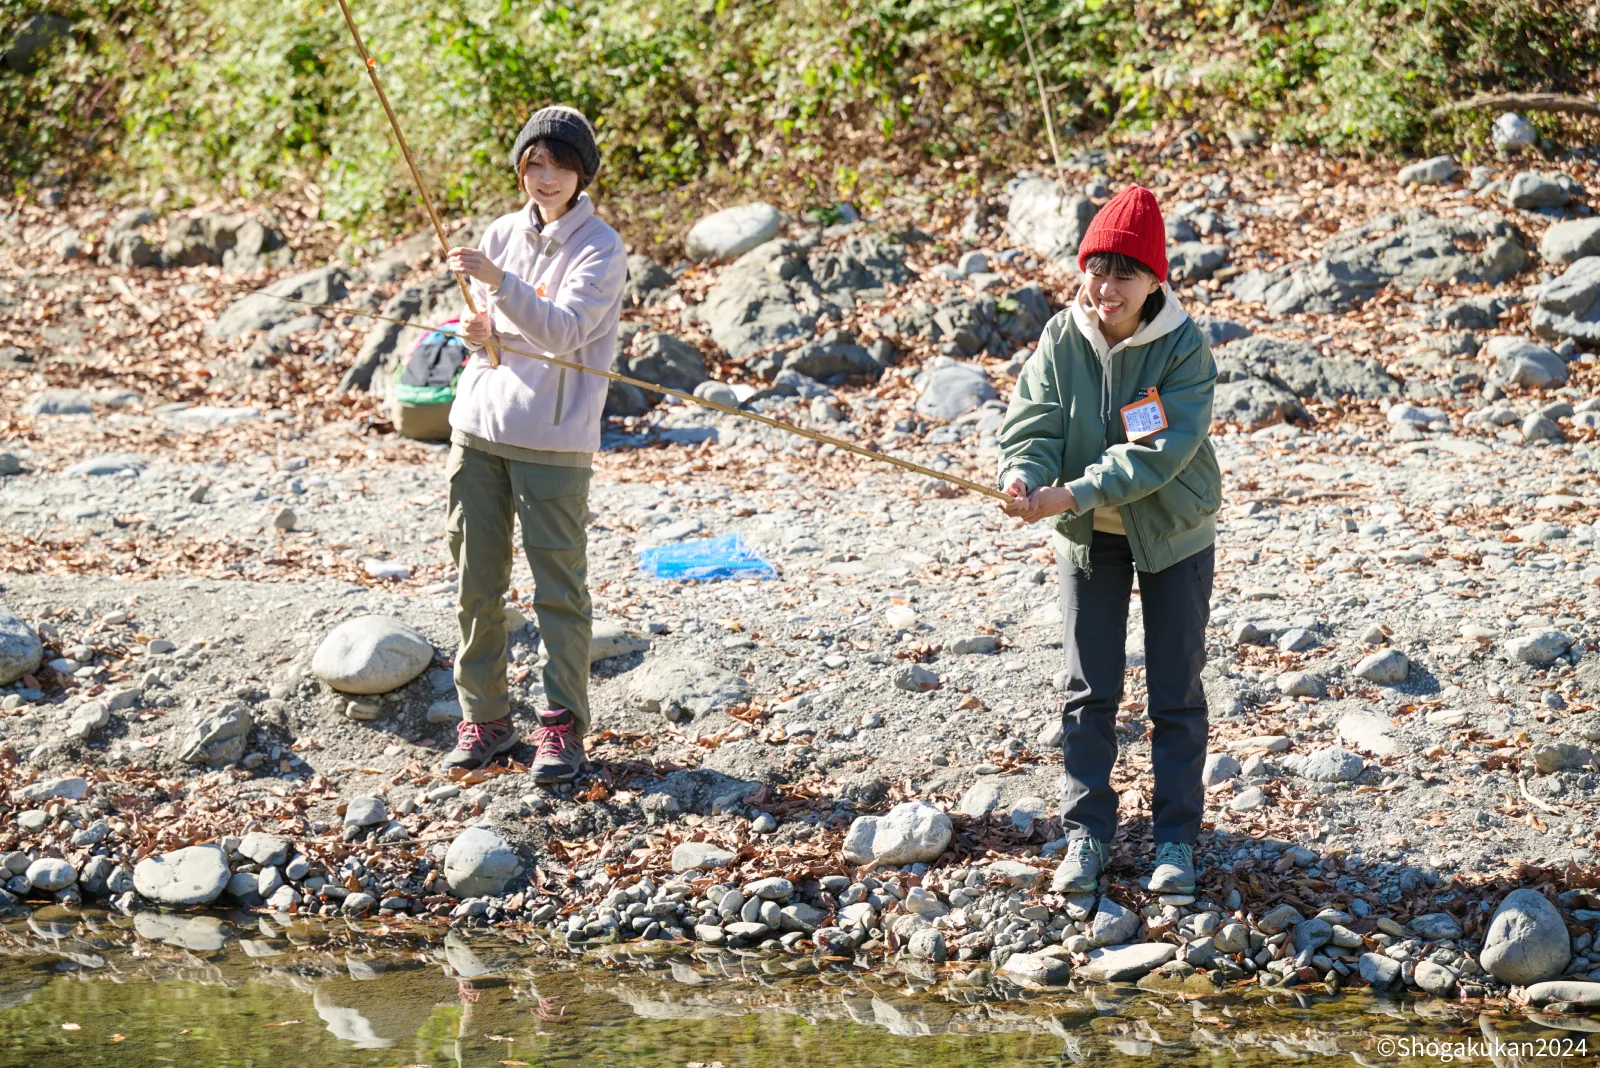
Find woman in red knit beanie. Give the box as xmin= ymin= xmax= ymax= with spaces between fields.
xmin=993 ymin=185 xmax=1222 ymax=896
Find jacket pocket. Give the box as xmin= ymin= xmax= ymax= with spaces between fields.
xmin=1173 ymin=445 xmax=1222 ymax=516
xmin=552 ymin=367 xmax=567 ymax=425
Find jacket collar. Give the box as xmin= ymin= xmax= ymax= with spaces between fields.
xmin=515 ymin=192 xmax=595 ymax=254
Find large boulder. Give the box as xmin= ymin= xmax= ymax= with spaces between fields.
xmin=625 ymin=658 xmax=749 ymax=720
xmin=1004 ymin=177 xmax=1098 ymax=266
xmin=1077 ymin=942 xmax=1177 ymax=982
xmin=757 ymin=329 xmax=877 ymax=381
xmin=179 ymin=703 xmax=252 ymax=767
xmin=686 ymin=203 xmax=781 ymax=263
xmin=133 ymin=845 xmax=232 ymax=906
xmin=1506 ymin=172 xmax=1572 ymax=210
xmin=913 ymin=358 xmax=996 ymax=420
xmin=697 ymin=240 xmax=818 ymax=362
xmin=1530 ymin=256 xmax=1600 ymax=344
xmin=1479 ymin=888 xmax=1571 ymax=985
xmin=1229 ymin=211 xmax=1525 ymax=315
xmin=841 ymin=801 xmax=952 ymax=866
xmin=311 ymin=616 xmax=433 ymax=694
xmin=341 ymin=272 xmax=456 ymax=393
xmin=0 ymin=605 xmax=41 ymax=685
xmin=208 ymin=266 xmax=349 ymax=339
xmin=1167 ymin=242 xmax=1229 ymax=283
xmin=1213 ymin=376 xmax=1303 ymax=427
xmin=1540 ymin=218 xmax=1600 ymax=266
xmin=625 ymin=332 xmax=708 ymax=396
xmin=808 ymin=232 xmax=912 ymax=294
xmin=1487 ymin=336 xmax=1568 ymax=389
xmin=624 ymin=254 xmax=674 ymax=307
xmin=1217 ymin=336 xmax=1399 ymax=404
xmin=161 ymin=212 xmax=286 ymax=271
xmin=443 ymin=826 xmax=521 ymax=897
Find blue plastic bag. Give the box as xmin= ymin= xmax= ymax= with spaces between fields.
xmin=637 ymin=533 xmax=778 ymax=581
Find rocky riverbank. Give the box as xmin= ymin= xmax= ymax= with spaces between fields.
xmin=3 ymin=127 xmax=1600 ymax=1008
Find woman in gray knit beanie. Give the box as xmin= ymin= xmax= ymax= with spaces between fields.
xmin=441 ymin=104 xmax=628 ymax=787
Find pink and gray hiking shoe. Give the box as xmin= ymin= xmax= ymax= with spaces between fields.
xmin=440 ymin=717 xmax=518 ymax=773
xmin=530 ymin=708 xmax=587 ymax=785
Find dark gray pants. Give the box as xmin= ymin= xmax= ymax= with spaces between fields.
xmin=1057 ymin=531 xmax=1214 ymax=846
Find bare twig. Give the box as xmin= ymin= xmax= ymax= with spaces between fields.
xmin=1519 ymin=774 xmax=1565 ymax=816
xmin=1011 ymin=0 xmax=1065 ymax=193
xmin=1431 ymin=93 xmax=1600 ymax=119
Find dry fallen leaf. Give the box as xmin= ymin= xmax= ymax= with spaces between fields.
xmin=61 ymin=1023 xmax=80 ymax=1031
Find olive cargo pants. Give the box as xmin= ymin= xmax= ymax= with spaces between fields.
xmin=1057 ymin=530 xmax=1215 ymax=846
xmin=445 ymin=443 xmax=592 ymax=733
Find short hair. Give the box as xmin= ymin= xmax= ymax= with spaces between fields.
xmin=1082 ymin=250 xmax=1166 ymax=326
xmin=519 ymin=138 xmax=586 ymax=208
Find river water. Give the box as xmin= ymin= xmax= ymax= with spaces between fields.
xmin=2 ymin=907 xmax=1595 ymax=1066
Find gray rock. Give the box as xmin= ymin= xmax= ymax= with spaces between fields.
xmin=1214 ymin=923 xmax=1249 ymax=954
xmin=948 ymin=634 xmax=999 ymax=655
xmin=1353 ymin=647 xmax=1409 ymax=683
xmin=908 ymin=928 xmax=948 ymax=962
xmin=1335 ymin=710 xmax=1401 ymax=758
xmin=1292 ymin=918 xmax=1333 ymax=953
xmin=0 ymin=605 xmax=42 ymax=686
xmin=16 ymin=776 xmax=87 ymax=802
xmin=179 ymin=703 xmax=252 ymax=767
xmin=343 ymin=796 xmax=389 ymax=827
xmin=1506 ymin=629 xmax=1571 ymax=664
xmin=1009 ymin=796 xmax=1051 ymax=835
xmin=64 ymin=453 xmax=144 ymax=477
xmin=444 ymin=826 xmax=521 ymax=897
xmin=1194 ymin=317 xmax=1252 ymax=347
xmin=3 ymin=13 xmax=73 ymax=74
xmin=624 ymin=254 xmax=674 ymax=306
xmin=590 ymin=620 xmax=650 ymax=663
xmin=207 ymin=266 xmax=348 ymax=339
xmin=1202 ymin=752 xmax=1241 ymax=786
xmin=161 ymin=212 xmax=285 ymax=271
xmin=893 ymin=664 xmax=940 ymax=693
xmin=23 ymin=388 xmax=93 ymax=416
xmin=1414 ymin=960 xmax=1458 ymax=996
xmin=1398 ymin=155 xmax=1457 ymax=185
xmin=1359 ymin=951 xmax=1401 ymax=988
xmin=1258 ymin=904 xmax=1304 ymax=934
xmin=237 ymin=832 xmax=290 ymax=867
xmin=1077 ymin=942 xmax=1176 ymax=982
xmin=625 ymin=332 xmax=708 ymax=395
xmin=1540 ymin=218 xmax=1600 ymax=266
xmin=1492 ymin=111 xmax=1535 ymax=150
xmin=1229 ymin=211 xmax=1524 ymax=315
xmin=1290 ymin=746 xmax=1365 ymax=783
xmin=1167 ymin=242 xmax=1229 ymax=283
xmin=311 ymin=616 xmax=433 ymax=694
xmin=64 ymin=700 xmax=109 ymax=741
xmin=1004 ymin=177 xmax=1098 ymax=265
xmin=1507 ymin=172 xmax=1570 ymax=210
xmin=625 ymin=658 xmax=747 ymax=721
xmin=809 ymin=232 xmax=912 ymax=294
xmin=1522 ymin=980 xmax=1600 ymax=1007
xmin=0 ymin=453 xmax=21 ymax=475
xmin=1087 ymin=897 xmax=1141 ymax=947
xmin=698 ymin=240 xmax=818 ymax=361
xmin=226 ymin=871 xmax=261 ymax=903
xmin=912 ymin=358 xmax=996 ymax=420
xmin=341 ymin=272 xmax=456 ymax=392
xmin=1213 ymin=375 xmax=1304 ymax=427
xmin=693 ymin=380 xmax=740 ymax=409
xmin=1000 ymin=950 xmax=1072 ymax=985
xmin=841 ymin=801 xmax=952 ymax=866
xmin=1479 ymin=888 xmax=1571 ymax=984
xmin=26 ymin=858 xmax=76 ymax=892
xmin=765 ymin=329 xmax=878 ymax=381
xmin=101 ymin=230 xmax=157 ymax=268
xmin=780 ymin=902 xmax=828 ymax=933
xmin=686 ymin=203 xmax=781 ymax=262
xmin=1488 ymin=336 xmax=1568 ymax=389
xmin=1277 ymin=671 xmax=1323 ymax=698
xmin=1218 ymin=335 xmax=1399 ymax=404
xmin=958 ymin=780 xmax=1001 ymax=816
xmin=1408 ymin=912 xmax=1464 ymax=940
xmin=1532 ymin=743 xmax=1592 ymax=775
xmin=1531 ymin=256 xmax=1600 ymax=345
xmin=133 ymin=845 xmax=231 ymax=906
xmin=902 ymin=886 xmax=949 ymax=921
xmin=671 ymin=842 xmax=736 ymax=873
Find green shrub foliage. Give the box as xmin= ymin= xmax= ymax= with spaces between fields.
xmin=3 ymin=1 xmax=1597 ymax=229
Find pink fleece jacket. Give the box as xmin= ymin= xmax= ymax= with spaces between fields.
xmin=450 ymin=192 xmax=628 ymax=455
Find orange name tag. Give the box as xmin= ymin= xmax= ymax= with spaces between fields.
xmin=1120 ymin=386 xmax=1168 ymax=441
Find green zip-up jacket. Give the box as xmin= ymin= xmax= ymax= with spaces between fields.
xmin=996 ymin=284 xmax=1221 ymax=574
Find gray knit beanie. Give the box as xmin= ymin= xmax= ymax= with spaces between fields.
xmin=510 ymin=105 xmax=600 ymax=188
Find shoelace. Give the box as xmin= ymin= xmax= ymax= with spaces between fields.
xmin=1155 ymin=842 xmax=1193 ymax=868
xmin=1070 ymin=837 xmax=1101 ymax=866
xmin=455 ymin=721 xmax=491 ymax=750
xmin=533 ymin=721 xmax=571 ymax=761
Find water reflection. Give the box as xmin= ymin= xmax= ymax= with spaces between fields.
xmin=0 ymin=909 xmax=1592 ymax=1067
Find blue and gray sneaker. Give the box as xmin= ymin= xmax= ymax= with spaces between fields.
xmin=1148 ymin=841 xmax=1196 ymax=894
xmin=1050 ymin=835 xmax=1109 ymax=894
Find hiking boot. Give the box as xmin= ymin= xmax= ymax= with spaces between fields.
xmin=1148 ymin=841 xmax=1196 ymax=894
xmin=530 ymin=708 xmax=586 ymax=785
xmin=1050 ymin=835 xmax=1109 ymax=894
xmin=440 ymin=717 xmax=518 ymax=773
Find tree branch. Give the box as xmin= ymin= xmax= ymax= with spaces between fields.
xmin=1431 ymin=93 xmax=1600 ymax=119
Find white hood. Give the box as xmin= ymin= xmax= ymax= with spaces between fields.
xmin=1070 ymin=281 xmax=1190 ymax=425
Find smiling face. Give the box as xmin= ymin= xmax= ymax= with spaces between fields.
xmin=519 ymin=141 xmax=583 ymax=222
xmin=1084 ymin=259 xmax=1161 ymax=337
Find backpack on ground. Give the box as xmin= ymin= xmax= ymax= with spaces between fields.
xmin=390 ymin=319 xmax=467 ymax=440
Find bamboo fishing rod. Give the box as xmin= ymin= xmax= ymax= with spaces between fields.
xmin=250 ymin=289 xmax=1008 ymax=501
xmin=332 ymin=0 xmax=501 ymax=368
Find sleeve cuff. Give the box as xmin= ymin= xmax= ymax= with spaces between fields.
xmin=1063 ymin=474 xmax=1104 ymax=515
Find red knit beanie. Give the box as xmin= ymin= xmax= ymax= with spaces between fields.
xmin=1076 ymin=185 xmax=1168 ymax=283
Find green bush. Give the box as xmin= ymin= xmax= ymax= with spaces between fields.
xmin=2 ymin=1 xmax=1596 ymax=236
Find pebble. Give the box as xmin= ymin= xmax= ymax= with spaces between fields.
xmin=132 ymin=845 xmax=231 ymax=906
